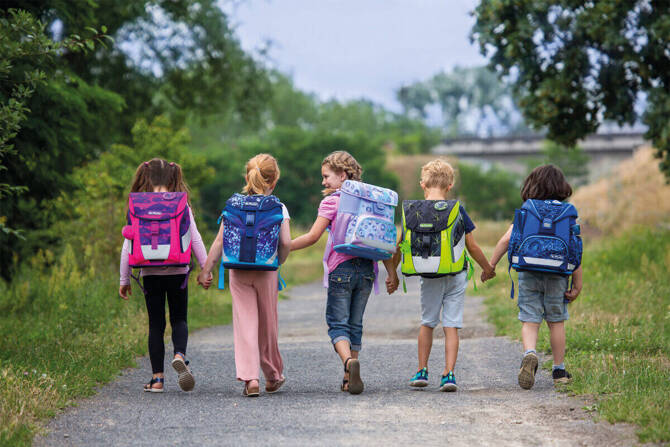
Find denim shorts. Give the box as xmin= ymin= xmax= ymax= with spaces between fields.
xmin=517 ymin=271 xmax=570 ymax=323
xmin=419 ymin=271 xmax=467 ymax=328
xmin=325 ymin=258 xmax=375 ymax=351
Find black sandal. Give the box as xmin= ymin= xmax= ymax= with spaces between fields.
xmin=143 ymin=377 xmax=165 ymax=393
xmin=346 ymin=358 xmax=363 ymax=395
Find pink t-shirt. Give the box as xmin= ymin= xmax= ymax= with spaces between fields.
xmin=318 ymin=194 xmax=354 ymax=273
xmin=119 ymin=208 xmax=207 ymax=285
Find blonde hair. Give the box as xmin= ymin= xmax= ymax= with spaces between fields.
xmin=420 ymin=159 xmax=454 ymax=192
xmin=243 ymin=153 xmax=280 ymax=195
xmin=321 ymin=150 xmax=362 ymax=195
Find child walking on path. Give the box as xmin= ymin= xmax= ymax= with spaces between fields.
xmin=198 ymin=154 xmax=291 ymax=397
xmin=119 ymin=158 xmax=211 ymax=393
xmin=291 ymin=151 xmax=399 ymax=395
xmin=488 ymin=164 xmax=583 ymax=390
xmin=388 ymin=159 xmax=495 ymax=392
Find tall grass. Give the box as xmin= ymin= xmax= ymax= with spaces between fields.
xmin=480 ymin=229 xmax=670 ymax=443
xmin=0 ymin=246 xmax=231 ymax=446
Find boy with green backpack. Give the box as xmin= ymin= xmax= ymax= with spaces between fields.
xmin=387 ymin=159 xmax=495 ymax=391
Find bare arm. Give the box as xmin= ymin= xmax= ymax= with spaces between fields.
xmin=465 ymin=232 xmax=494 ymax=275
xmin=278 ymin=219 xmax=291 ymax=264
xmin=564 ymin=265 xmax=583 ymax=302
xmin=201 ymin=222 xmax=225 ymax=276
xmin=291 ymin=216 xmax=330 ymax=251
xmin=490 ymin=224 xmax=513 ymax=269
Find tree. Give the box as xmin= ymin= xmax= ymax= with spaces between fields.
xmin=0 ymin=9 xmax=122 ymax=279
xmin=3 ymin=1 xmax=271 ymax=130
xmin=397 ymin=66 xmax=530 ymax=136
xmin=472 ymin=0 xmax=670 ymax=178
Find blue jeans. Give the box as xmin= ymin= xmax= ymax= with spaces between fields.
xmin=325 ymin=258 xmax=374 ymax=351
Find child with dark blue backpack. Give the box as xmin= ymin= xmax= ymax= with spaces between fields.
xmin=488 ymin=164 xmax=583 ymax=390
xmin=198 ymin=154 xmax=291 ymax=397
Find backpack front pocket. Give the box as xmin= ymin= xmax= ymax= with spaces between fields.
xmin=516 ymin=236 xmax=568 ymax=268
xmin=347 ymin=215 xmax=397 ymax=252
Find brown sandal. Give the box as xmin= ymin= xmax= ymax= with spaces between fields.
xmin=243 ymin=380 xmax=260 ymax=397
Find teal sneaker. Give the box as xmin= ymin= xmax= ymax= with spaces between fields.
xmin=439 ymin=371 xmax=457 ymax=392
xmin=409 ymin=367 xmax=429 ymax=387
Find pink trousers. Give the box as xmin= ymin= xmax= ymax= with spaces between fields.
xmin=229 ymin=269 xmax=284 ymax=382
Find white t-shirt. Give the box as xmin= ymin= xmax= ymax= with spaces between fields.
xmin=282 ymin=203 xmax=290 ymax=221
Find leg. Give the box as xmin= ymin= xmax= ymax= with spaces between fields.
xmin=417 ymin=325 xmax=434 ymax=370
xmin=440 ymin=271 xmax=467 ymax=376
xmin=547 ymin=321 xmax=566 ymax=365
xmin=418 ymin=277 xmax=443 ymax=371
xmin=143 ymin=276 xmax=167 ymax=375
xmin=255 ymin=270 xmax=284 ymax=383
xmin=229 ymin=270 xmax=261 ymax=383
xmin=443 ymin=327 xmax=459 ymax=376
xmin=521 ymin=322 xmax=541 ymax=352
xmin=166 ymin=275 xmax=188 ymax=357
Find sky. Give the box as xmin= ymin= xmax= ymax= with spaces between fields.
xmin=221 ymin=0 xmax=487 ymax=112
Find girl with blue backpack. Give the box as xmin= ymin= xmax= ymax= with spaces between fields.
xmin=487 ymin=164 xmax=583 ymax=390
xmin=291 ymin=151 xmax=399 ymax=394
xmin=198 ymin=154 xmax=291 ymax=397
xmin=119 ymin=158 xmax=211 ymax=393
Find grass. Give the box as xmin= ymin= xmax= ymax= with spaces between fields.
xmin=0 ymin=226 xmax=326 ymax=446
xmin=479 ymin=228 xmax=670 ymax=443
xmin=0 ymin=246 xmax=231 ymax=447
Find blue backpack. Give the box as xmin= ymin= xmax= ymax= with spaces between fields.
xmin=217 ymin=193 xmax=285 ymax=290
xmin=508 ymin=199 xmax=582 ymax=298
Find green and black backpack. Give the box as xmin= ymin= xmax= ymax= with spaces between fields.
xmin=400 ymin=199 xmax=472 ymax=280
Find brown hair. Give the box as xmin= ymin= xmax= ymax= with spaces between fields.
xmin=243 ymin=153 xmax=280 ymax=195
xmin=321 ymin=150 xmax=362 ymax=195
xmin=130 ymin=158 xmax=190 ymax=195
xmin=420 ymin=159 xmax=455 ymax=192
xmin=521 ymin=164 xmax=573 ymax=201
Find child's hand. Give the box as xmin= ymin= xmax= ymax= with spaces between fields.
xmin=119 ymin=285 xmax=131 ymax=300
xmin=386 ymin=273 xmax=399 ymax=294
xmin=197 ymin=271 xmax=213 ymax=290
xmin=480 ymin=265 xmax=496 ymax=283
xmin=564 ymin=284 xmax=581 ymax=302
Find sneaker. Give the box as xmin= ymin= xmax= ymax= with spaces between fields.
xmin=171 ymin=354 xmax=195 ymax=392
xmin=439 ymin=371 xmax=457 ymax=392
xmin=409 ymin=367 xmax=429 ymax=387
xmin=552 ymin=368 xmax=572 ymax=385
xmin=518 ymin=352 xmax=538 ymax=390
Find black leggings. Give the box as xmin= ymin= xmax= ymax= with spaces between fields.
xmin=143 ymin=275 xmax=188 ymax=374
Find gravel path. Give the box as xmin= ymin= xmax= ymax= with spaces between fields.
xmin=36 ymin=277 xmax=638 ymax=446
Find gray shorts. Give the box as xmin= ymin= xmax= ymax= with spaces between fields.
xmin=419 ymin=271 xmax=467 ymax=329
xmin=517 ymin=271 xmax=570 ymax=323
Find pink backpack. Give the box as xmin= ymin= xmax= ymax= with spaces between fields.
xmin=122 ymin=192 xmax=192 ymax=269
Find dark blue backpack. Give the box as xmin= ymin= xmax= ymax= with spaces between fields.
xmin=217 ymin=193 xmax=285 ymax=290
xmin=508 ymin=199 xmax=582 ymax=297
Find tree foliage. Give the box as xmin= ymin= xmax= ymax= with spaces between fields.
xmin=0 ymin=9 xmax=123 ymax=279
xmin=200 ymin=127 xmax=399 ymax=228
xmin=54 ymin=116 xmax=214 ymax=272
xmin=472 ymin=0 xmax=670 ymax=178
xmin=453 ymin=162 xmax=520 ymax=220
xmin=397 ymin=66 xmax=529 ymax=136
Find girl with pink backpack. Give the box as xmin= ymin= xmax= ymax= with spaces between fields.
xmin=119 ymin=158 xmax=212 ymax=393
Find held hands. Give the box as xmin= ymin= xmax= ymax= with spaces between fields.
xmin=119 ymin=285 xmax=131 ymax=300
xmin=480 ymin=263 xmax=496 ymax=283
xmin=197 ymin=271 xmax=213 ymax=290
xmin=386 ymin=272 xmax=399 ymax=295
